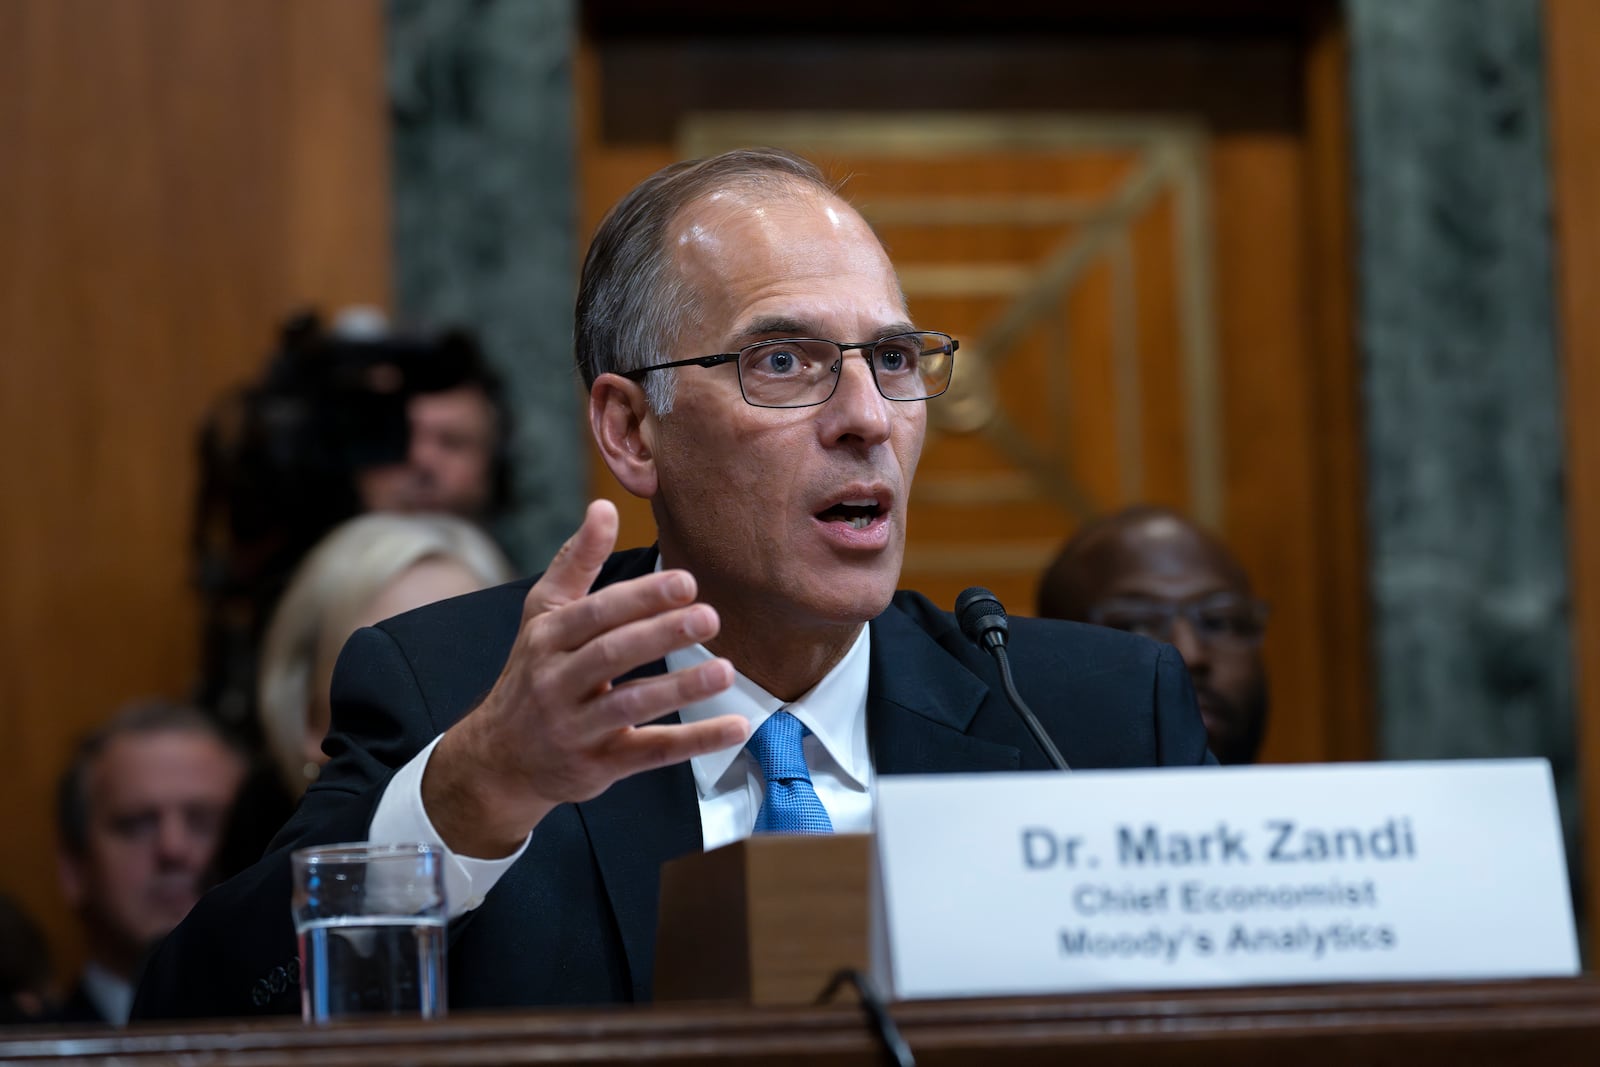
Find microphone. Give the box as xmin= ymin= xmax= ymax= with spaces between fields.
xmin=955 ymin=587 xmax=1071 ymax=772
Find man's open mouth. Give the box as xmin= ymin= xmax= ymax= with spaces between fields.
xmin=817 ymin=497 xmax=884 ymax=530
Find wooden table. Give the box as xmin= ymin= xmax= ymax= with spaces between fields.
xmin=5 ymin=979 xmax=1598 ymax=1065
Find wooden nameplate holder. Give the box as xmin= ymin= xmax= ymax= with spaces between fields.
xmin=653 ymin=833 xmax=871 ymax=1006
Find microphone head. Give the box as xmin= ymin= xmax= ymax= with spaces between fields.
xmin=955 ymin=586 xmax=1009 ymax=648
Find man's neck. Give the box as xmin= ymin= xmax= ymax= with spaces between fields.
xmin=84 ymin=929 xmax=142 ymax=984
xmin=652 ymin=544 xmax=871 ymax=701
xmin=705 ymin=619 xmax=864 ymax=703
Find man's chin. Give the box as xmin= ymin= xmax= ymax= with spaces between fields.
xmin=141 ymin=895 xmax=203 ymax=932
xmin=1196 ymin=698 xmax=1241 ymax=761
xmin=835 ymin=567 xmax=901 ymax=616
xmin=805 ymin=552 xmax=900 ymax=618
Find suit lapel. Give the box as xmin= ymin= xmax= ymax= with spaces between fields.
xmin=576 ymin=577 xmax=1017 ymax=1000
xmin=867 ymin=603 xmax=1020 ymax=775
xmin=575 ymin=705 xmax=700 ymax=1003
xmin=573 ymin=545 xmax=701 ymax=1001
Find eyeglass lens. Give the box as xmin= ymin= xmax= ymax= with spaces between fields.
xmin=1092 ymin=597 xmax=1266 ymax=646
xmin=735 ymin=332 xmax=954 ymax=408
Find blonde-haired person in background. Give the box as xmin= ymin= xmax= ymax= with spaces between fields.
xmin=214 ymin=513 xmax=512 ymax=880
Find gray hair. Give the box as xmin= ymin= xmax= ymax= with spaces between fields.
xmin=257 ymin=513 xmax=513 ymax=795
xmin=56 ymin=701 xmax=239 ymax=857
xmin=574 ymin=147 xmax=839 ymax=414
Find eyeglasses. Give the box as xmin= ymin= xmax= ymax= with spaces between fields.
xmin=621 ymin=331 xmax=958 ymax=409
xmin=1087 ymin=594 xmax=1269 ymax=648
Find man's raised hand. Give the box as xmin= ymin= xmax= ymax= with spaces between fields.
xmin=421 ymin=500 xmax=745 ymax=857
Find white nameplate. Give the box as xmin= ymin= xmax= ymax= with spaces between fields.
xmin=869 ymin=760 xmax=1577 ymax=1000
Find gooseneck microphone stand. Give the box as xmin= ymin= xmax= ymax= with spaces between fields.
xmin=955 ymin=587 xmax=1071 ymax=772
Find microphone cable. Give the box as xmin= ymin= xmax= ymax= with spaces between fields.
xmin=816 ymin=968 xmax=915 ymax=1067
xmin=955 ymin=587 xmax=1071 ymax=772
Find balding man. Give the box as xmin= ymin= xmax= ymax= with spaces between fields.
xmin=135 ymin=149 xmax=1209 ymax=1020
xmin=55 ymin=702 xmax=246 ymax=1025
xmin=1038 ymin=506 xmax=1269 ymax=765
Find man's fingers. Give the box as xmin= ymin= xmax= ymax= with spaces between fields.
xmin=585 ymin=657 xmax=736 ymax=732
xmin=525 ymin=500 xmax=620 ymax=618
xmin=546 ymin=600 xmax=718 ymax=695
xmin=602 ymin=716 xmax=750 ymax=776
xmin=533 ymin=569 xmax=704 ymax=655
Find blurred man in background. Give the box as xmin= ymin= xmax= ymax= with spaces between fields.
xmin=354 ymin=366 xmax=504 ymax=518
xmin=1038 ymin=506 xmax=1270 ymax=765
xmin=54 ymin=702 xmax=246 ymax=1025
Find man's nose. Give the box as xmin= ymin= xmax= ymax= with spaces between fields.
xmin=408 ymin=432 xmax=439 ymax=469
xmin=1168 ymin=615 xmax=1212 ymax=673
xmin=819 ymin=353 xmax=891 ymax=445
xmin=154 ymin=814 xmax=202 ymax=867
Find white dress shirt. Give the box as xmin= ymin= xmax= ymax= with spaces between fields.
xmin=367 ymin=626 xmax=874 ymax=918
xmin=79 ymin=961 xmax=133 ymax=1026
xmin=674 ymin=625 xmax=873 ymax=850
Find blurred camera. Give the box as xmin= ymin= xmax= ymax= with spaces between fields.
xmin=192 ymin=308 xmax=504 ymax=730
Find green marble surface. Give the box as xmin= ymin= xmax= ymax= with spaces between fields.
xmin=1350 ymin=0 xmax=1577 ymax=884
xmin=388 ymin=0 xmax=581 ymax=572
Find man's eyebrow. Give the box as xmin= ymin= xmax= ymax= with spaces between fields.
xmin=731 ymin=317 xmax=920 ymax=345
xmin=734 ymin=316 xmax=811 ymax=342
xmin=868 ymin=321 xmax=919 ymax=341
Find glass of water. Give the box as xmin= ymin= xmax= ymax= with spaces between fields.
xmin=290 ymin=842 xmax=447 ymax=1023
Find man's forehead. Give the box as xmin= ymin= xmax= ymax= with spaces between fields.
xmin=413 ymin=384 xmax=492 ymax=416
xmin=90 ymin=732 xmax=239 ymax=794
xmin=671 ymin=186 xmax=903 ymax=328
xmin=1100 ymin=522 xmax=1251 ymax=596
xmin=680 ymin=178 xmax=838 ymax=220
xmin=671 ymin=181 xmax=871 ymax=255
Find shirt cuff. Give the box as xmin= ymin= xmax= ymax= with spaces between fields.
xmin=367 ymin=734 xmax=531 ymax=918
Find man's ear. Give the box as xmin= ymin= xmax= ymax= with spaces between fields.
xmin=590 ymin=373 xmax=659 ymax=499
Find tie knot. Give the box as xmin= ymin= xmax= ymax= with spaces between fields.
xmin=747 ymin=709 xmax=812 ymax=785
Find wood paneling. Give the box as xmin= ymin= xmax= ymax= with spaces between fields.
xmin=0 ymin=0 xmax=389 ymax=985
xmin=1299 ymin=12 xmax=1372 ymax=762
xmin=1546 ymin=0 xmax=1600 ymax=964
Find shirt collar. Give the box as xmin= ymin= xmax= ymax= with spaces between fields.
xmin=81 ymin=961 xmax=133 ymax=1025
xmin=670 ymin=626 xmax=872 ymax=798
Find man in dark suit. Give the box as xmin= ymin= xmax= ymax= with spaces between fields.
xmin=134 ymin=148 xmax=1210 ymax=1019
xmin=56 ymin=701 xmax=246 ymax=1025
xmin=1037 ymin=506 xmax=1271 ymax=765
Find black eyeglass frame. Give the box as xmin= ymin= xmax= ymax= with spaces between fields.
xmin=1086 ymin=593 xmax=1271 ymax=648
xmin=619 ymin=332 xmax=959 ymax=410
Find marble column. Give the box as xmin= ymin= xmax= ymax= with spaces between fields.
xmin=1349 ymin=0 xmax=1577 ymax=871
xmin=387 ymin=0 xmax=581 ymax=571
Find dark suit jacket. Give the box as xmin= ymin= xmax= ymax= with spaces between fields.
xmin=133 ymin=547 xmax=1209 ymax=1020
xmin=47 ymin=981 xmax=113 ymax=1026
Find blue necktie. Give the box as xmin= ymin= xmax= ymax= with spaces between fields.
xmin=748 ymin=710 xmax=834 ymax=834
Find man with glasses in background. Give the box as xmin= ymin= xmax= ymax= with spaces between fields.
xmin=136 ymin=148 xmax=1210 ymax=1019
xmin=1037 ymin=506 xmax=1270 ymax=765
